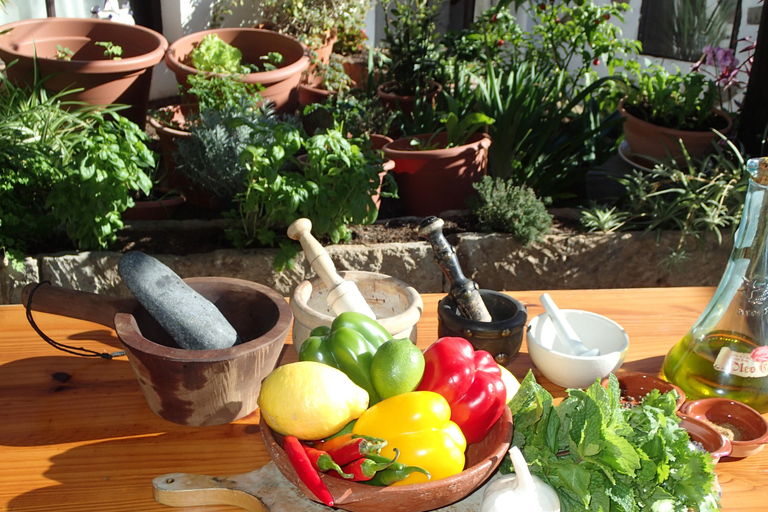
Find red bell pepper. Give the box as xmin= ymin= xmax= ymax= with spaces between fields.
xmin=416 ymin=337 xmax=506 ymax=444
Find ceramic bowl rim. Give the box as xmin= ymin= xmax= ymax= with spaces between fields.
xmin=527 ymin=310 xmax=630 ymax=360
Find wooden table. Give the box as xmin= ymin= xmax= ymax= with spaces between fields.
xmin=2 ymin=287 xmax=768 ymax=512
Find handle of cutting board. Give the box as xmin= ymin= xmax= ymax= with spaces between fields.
xmin=153 ymin=472 xmax=269 ymax=512
xmin=21 ymin=282 xmax=125 ymax=328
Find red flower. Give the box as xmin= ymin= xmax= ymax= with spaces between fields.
xmin=539 ymin=2 xmax=546 ymax=10
xmin=492 ymin=13 xmax=498 ymax=22
xmin=497 ymin=39 xmax=504 ymax=46
xmin=592 ymin=58 xmax=600 ymax=66
xmin=603 ymin=13 xmax=611 ymax=21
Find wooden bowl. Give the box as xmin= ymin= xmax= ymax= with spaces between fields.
xmin=680 ymin=398 xmax=768 ymax=458
xmin=115 ymin=277 xmax=292 ymax=426
xmin=261 ymin=407 xmax=513 ymax=512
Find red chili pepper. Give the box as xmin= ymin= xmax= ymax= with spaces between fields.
xmin=329 ymin=455 xmax=396 ymax=482
xmin=302 ymin=444 xmax=354 ymax=479
xmin=416 ymin=337 xmax=507 ymax=444
xmin=283 ymin=435 xmax=334 ymax=506
xmin=324 ymin=435 xmax=387 ymax=466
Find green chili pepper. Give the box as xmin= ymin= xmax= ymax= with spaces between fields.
xmin=299 ymin=312 xmax=392 ymax=405
xmin=362 ymin=450 xmax=431 ymax=486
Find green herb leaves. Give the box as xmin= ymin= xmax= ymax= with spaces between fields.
xmin=505 ymin=372 xmax=720 ymax=512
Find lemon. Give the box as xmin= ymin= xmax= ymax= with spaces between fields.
xmin=498 ymin=363 xmax=520 ymax=403
xmin=370 ymin=338 xmax=425 ymax=400
xmin=257 ymin=361 xmax=369 ymax=440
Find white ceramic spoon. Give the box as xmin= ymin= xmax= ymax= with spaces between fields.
xmin=540 ymin=293 xmax=600 ymax=357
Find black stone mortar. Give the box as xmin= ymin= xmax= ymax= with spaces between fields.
xmin=437 ymin=290 xmax=528 ymax=366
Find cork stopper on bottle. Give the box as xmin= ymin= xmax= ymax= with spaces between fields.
xmin=747 ymin=157 xmax=768 ymax=186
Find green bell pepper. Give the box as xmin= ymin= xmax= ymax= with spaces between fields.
xmin=298 ymin=312 xmax=392 ymax=405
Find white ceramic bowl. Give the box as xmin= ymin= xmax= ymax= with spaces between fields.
xmin=527 ymin=310 xmax=629 ymax=389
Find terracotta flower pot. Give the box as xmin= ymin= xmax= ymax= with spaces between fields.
xmin=305 ymin=32 xmax=337 ymax=86
xmin=619 ymin=98 xmax=733 ymax=163
xmin=0 ymin=17 xmax=168 ymax=125
xmin=383 ymin=132 xmax=491 ymax=217
xmin=376 ymin=80 xmax=442 ymax=117
xmin=165 ymin=28 xmax=309 ymax=113
xmin=122 ymin=190 xmax=186 ymax=221
xmin=298 ymin=82 xmax=334 ymax=107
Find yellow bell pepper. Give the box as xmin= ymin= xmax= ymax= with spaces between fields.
xmin=352 ymin=390 xmax=467 ymax=485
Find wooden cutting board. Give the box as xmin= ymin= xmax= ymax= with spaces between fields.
xmin=153 ymin=461 xmax=492 ymax=512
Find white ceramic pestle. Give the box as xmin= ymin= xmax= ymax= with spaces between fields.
xmin=287 ymin=218 xmax=377 ymax=319
xmin=540 ymin=293 xmax=600 ymax=357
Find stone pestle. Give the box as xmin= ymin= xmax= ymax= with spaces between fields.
xmin=418 ymin=216 xmax=493 ymax=322
xmin=118 ymin=251 xmax=241 ymax=350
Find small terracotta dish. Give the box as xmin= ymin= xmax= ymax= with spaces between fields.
xmin=679 ymin=398 xmax=768 ymax=458
xmin=677 ymin=414 xmax=732 ymax=463
xmin=601 ymin=372 xmax=686 ymax=410
xmin=261 ymin=407 xmax=513 ymax=512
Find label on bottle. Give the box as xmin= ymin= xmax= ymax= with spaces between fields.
xmin=713 ymin=347 xmax=768 ymax=378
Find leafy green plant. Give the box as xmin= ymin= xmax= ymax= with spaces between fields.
xmin=500 ymin=0 xmax=641 ymax=105
xmin=190 ymin=34 xmax=251 ymax=74
xmin=506 ymin=372 xmax=720 ymax=512
xmin=95 ymin=41 xmax=123 ymax=60
xmin=231 ymin=123 xmax=384 ymax=270
xmin=257 ymin=0 xmax=368 ymax=49
xmin=623 ymin=64 xmax=719 ymax=130
xmin=381 ymin=0 xmax=441 ymax=96
xmin=467 ymin=176 xmax=552 ymax=245
xmin=0 ymin=66 xmax=154 ymax=267
xmin=55 ymin=45 xmax=74 ymax=61
xmin=473 ymin=60 xmax=621 ymax=199
xmin=581 ymin=136 xmax=747 ymax=266
xmin=176 ymin=99 xmax=277 ymax=201
xmin=47 ymin=113 xmax=154 ymax=249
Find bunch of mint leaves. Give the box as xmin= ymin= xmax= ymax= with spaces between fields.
xmin=503 ymin=371 xmax=720 ymax=512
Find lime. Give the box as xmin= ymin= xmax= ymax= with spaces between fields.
xmin=370 ymin=338 xmax=425 ymax=400
xmin=257 ymin=361 xmax=369 ymax=440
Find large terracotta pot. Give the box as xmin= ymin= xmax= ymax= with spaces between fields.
xmin=0 ymin=17 xmax=167 ymax=125
xmin=619 ymin=98 xmax=733 ymax=163
xmin=383 ymin=132 xmax=491 ymax=217
xmin=165 ymin=28 xmax=309 ymax=113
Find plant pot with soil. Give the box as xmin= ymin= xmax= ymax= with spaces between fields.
xmin=165 ymin=28 xmax=309 ymax=113
xmin=0 ymin=17 xmax=167 ymax=125
xmin=383 ymin=130 xmax=492 ymax=217
xmin=377 ymin=0 xmax=441 ymax=116
xmin=619 ymin=65 xmax=733 ymax=163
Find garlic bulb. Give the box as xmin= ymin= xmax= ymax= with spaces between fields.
xmin=480 ymin=446 xmax=561 ymax=512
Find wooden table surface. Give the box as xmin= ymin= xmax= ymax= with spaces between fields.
xmin=2 ymin=287 xmax=768 ymax=512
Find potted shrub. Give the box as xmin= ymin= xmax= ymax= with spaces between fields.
xmin=619 ymin=64 xmax=733 ymax=163
xmin=0 ymin=68 xmax=155 ymax=268
xmin=298 ymin=55 xmax=355 ymax=108
xmin=383 ymin=110 xmax=494 ymax=217
xmin=0 ymin=17 xmax=167 ymax=125
xmin=149 ymin=73 xmax=265 ymax=212
xmin=256 ymin=0 xmax=371 ymax=83
xmin=231 ymin=123 xmax=388 ymax=269
xmin=164 ymin=28 xmax=309 ymax=113
xmin=377 ymin=0 xmax=442 ymax=115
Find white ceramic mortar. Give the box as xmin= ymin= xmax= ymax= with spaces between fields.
xmin=527 ymin=310 xmax=629 ymax=389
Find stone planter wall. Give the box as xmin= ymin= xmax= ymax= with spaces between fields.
xmin=1 ymin=228 xmax=731 ymax=305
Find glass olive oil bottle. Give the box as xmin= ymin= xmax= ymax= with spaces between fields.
xmin=662 ymin=157 xmax=768 ymax=412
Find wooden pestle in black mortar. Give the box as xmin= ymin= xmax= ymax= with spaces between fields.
xmin=418 ymin=216 xmax=493 ymax=322
xmin=118 ymin=251 xmax=241 ymax=350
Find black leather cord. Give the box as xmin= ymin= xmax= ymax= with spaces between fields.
xmin=25 ymin=281 xmax=125 ymax=359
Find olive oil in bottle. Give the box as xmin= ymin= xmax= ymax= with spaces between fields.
xmin=662 ymin=157 xmax=768 ymax=413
